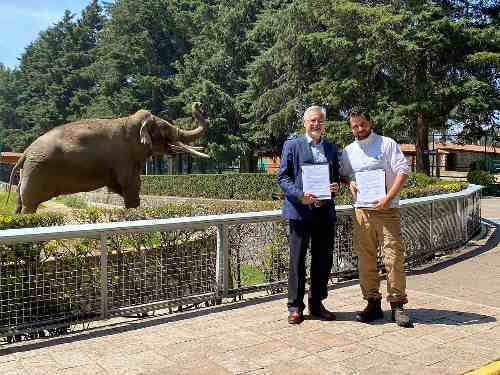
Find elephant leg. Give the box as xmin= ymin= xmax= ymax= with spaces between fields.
xmin=21 ymin=204 xmax=39 ymax=214
xmin=18 ymin=174 xmax=51 ymax=214
xmin=121 ymin=174 xmax=141 ymax=209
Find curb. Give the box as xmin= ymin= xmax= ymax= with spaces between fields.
xmin=465 ymin=360 xmax=500 ymax=375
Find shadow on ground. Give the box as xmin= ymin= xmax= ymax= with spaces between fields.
xmin=321 ymin=309 xmax=496 ymax=326
xmin=2 ymin=221 xmax=498 ymax=355
xmin=407 ymin=219 xmax=500 ymax=276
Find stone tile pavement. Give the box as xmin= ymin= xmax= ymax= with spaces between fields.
xmin=1 ymin=198 xmax=500 ymax=375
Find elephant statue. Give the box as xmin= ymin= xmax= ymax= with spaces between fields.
xmin=6 ymin=102 xmax=209 ymax=214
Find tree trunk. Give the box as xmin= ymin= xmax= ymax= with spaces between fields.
xmin=415 ymin=113 xmax=430 ymax=175
xmin=239 ymin=150 xmax=258 ymax=173
xmin=187 ymin=154 xmax=192 ymax=174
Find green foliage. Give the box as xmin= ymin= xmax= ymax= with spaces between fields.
xmin=140 ymin=172 xmax=467 ymax=203
xmin=141 ymin=173 xmax=282 ymax=200
xmin=70 ymin=200 xmax=281 ymax=225
xmin=406 ymin=173 xmax=440 ymax=188
xmin=467 ymin=169 xmax=496 ymax=186
xmin=0 ymin=192 xmax=17 ymax=215
xmin=239 ymin=264 xmax=266 ymax=286
xmin=85 ymin=0 xmax=201 ymax=118
xmin=244 ymin=0 xmax=499 ymax=159
xmin=400 ymin=183 xmax=466 ymax=200
xmin=0 ymin=0 xmax=497 ymax=169
xmin=0 ymin=212 xmax=65 ymax=262
xmin=13 ymin=2 xmax=106 ymax=146
xmin=469 ymin=159 xmax=489 ymax=171
xmin=262 ymin=222 xmax=289 ymax=286
xmin=54 ymin=196 xmax=88 ymax=209
xmin=0 ymin=212 xmax=64 ymax=230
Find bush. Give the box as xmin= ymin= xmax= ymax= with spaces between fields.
xmin=0 ymin=213 xmax=65 ymax=261
xmin=466 ymin=169 xmax=495 ymax=186
xmin=70 ymin=200 xmax=282 ymax=225
xmin=141 ymin=172 xmax=467 ymax=203
xmin=0 ymin=191 xmax=17 ymax=215
xmin=54 ymin=196 xmax=88 ymax=209
xmin=469 ymin=159 xmax=489 ymax=172
xmin=406 ymin=173 xmax=439 ymax=188
xmin=141 ymin=174 xmax=281 ymax=200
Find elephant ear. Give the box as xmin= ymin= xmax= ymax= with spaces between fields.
xmin=140 ymin=115 xmax=153 ymax=147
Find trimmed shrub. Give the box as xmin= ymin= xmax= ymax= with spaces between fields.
xmin=406 ymin=173 xmax=439 ymax=188
xmin=467 ymin=169 xmax=495 ymax=186
xmin=0 ymin=213 xmax=65 ymax=262
xmin=71 ymin=200 xmax=282 ymax=224
xmin=141 ymin=173 xmax=468 ymax=203
xmin=469 ymin=159 xmax=488 ymax=172
xmin=141 ymin=174 xmax=280 ymax=200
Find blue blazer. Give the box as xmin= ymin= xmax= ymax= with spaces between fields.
xmin=278 ymin=135 xmax=340 ymax=222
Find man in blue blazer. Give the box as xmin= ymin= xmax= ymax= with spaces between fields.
xmin=278 ymin=105 xmax=340 ymax=324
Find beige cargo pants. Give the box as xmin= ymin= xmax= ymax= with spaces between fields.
xmin=353 ymin=207 xmax=408 ymax=304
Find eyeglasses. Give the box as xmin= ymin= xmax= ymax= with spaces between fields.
xmin=307 ymin=119 xmax=325 ymax=124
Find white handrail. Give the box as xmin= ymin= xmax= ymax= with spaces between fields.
xmin=0 ymin=184 xmax=482 ymax=245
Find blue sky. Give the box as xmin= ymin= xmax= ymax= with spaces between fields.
xmin=0 ymin=1 xmax=98 ymax=69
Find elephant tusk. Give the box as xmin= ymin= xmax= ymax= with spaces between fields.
xmin=174 ymin=141 xmax=210 ymax=158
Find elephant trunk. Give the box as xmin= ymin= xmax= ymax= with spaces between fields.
xmin=158 ymin=102 xmax=207 ymax=144
xmin=179 ymin=102 xmax=208 ymax=143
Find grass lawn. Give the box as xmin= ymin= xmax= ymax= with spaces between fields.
xmin=239 ymin=264 xmax=266 ymax=286
xmin=0 ymin=191 xmax=16 ymax=215
xmin=54 ymin=196 xmax=88 ymax=209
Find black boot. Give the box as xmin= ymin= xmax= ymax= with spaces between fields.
xmin=355 ymin=298 xmax=384 ymax=323
xmin=390 ymin=303 xmax=413 ymax=328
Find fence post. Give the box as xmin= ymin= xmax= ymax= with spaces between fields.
xmin=100 ymin=234 xmax=108 ymax=319
xmin=458 ymin=197 xmax=466 ymax=243
xmin=429 ymin=201 xmax=434 ymax=253
xmin=216 ymin=224 xmax=229 ymax=302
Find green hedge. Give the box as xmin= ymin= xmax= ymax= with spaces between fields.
xmin=141 ymin=174 xmax=281 ymax=200
xmin=0 ymin=213 xmax=65 ymax=230
xmin=141 ymin=173 xmax=468 ymax=203
xmin=467 ymin=169 xmax=496 ymax=186
xmin=70 ymin=200 xmax=282 ymax=224
xmin=0 ymin=213 xmax=65 ymax=261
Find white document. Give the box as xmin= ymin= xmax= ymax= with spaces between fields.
xmin=355 ymin=169 xmax=386 ymax=204
xmin=301 ymin=164 xmax=331 ymax=200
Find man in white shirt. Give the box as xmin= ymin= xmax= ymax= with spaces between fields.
xmin=340 ymin=109 xmax=412 ymax=328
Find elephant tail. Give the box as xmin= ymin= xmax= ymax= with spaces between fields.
xmin=5 ymin=154 xmax=25 ymax=206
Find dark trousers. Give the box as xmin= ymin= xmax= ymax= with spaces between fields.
xmin=287 ymin=207 xmax=335 ymax=312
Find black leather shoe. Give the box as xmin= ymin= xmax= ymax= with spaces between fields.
xmin=288 ymin=310 xmax=303 ymax=324
xmin=309 ymin=303 xmax=336 ymax=321
xmin=356 ymin=299 xmax=384 ymax=323
xmin=390 ymin=303 xmax=413 ymax=328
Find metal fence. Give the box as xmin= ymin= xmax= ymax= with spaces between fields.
xmin=0 ymin=185 xmax=481 ymax=340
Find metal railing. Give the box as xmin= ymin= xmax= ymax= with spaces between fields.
xmin=0 ymin=185 xmax=481 ymax=339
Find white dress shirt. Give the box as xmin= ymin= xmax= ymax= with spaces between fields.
xmin=340 ymin=132 xmax=409 ymax=208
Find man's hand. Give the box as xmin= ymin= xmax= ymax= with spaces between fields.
xmin=374 ymin=196 xmax=392 ymax=209
xmin=349 ymin=181 xmax=358 ymax=198
xmin=329 ymin=182 xmax=339 ymax=194
xmin=301 ymin=192 xmax=318 ymax=205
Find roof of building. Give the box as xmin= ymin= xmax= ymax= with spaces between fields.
xmin=400 ymin=143 xmax=500 ymax=155
xmin=0 ymin=152 xmax=23 ymax=165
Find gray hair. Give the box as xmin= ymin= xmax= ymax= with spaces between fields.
xmin=303 ymin=106 xmax=326 ymax=122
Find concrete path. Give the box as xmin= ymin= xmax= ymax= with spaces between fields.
xmin=1 ymin=199 xmax=500 ymax=374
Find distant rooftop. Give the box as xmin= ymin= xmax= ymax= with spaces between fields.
xmin=400 ymin=143 xmax=500 ymax=155
xmin=0 ymin=152 xmax=22 ymax=165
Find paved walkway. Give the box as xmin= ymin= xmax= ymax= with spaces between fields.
xmin=1 ymin=200 xmax=500 ymax=374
